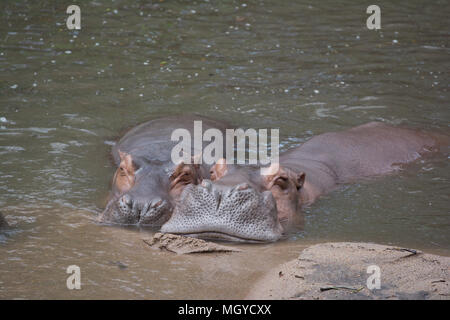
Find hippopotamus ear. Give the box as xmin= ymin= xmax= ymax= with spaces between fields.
xmin=118 ymin=150 xmax=135 ymax=173
xmin=113 ymin=150 xmax=136 ymax=194
xmin=295 ymin=172 xmax=306 ymax=191
xmin=210 ymin=158 xmax=228 ymax=180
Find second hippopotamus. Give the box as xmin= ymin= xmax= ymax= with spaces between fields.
xmin=161 ymin=122 xmax=449 ymax=242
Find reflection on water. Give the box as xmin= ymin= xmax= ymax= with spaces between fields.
xmin=0 ymin=0 xmax=449 ymax=299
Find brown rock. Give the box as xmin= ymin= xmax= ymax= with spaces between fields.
xmin=246 ymin=242 xmax=450 ymax=300
xmin=143 ymin=232 xmax=242 ymax=254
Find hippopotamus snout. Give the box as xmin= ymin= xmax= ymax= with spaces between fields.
xmin=118 ymin=193 xmax=171 ymax=224
xmin=161 ymin=180 xmax=283 ymax=242
xmin=99 ymin=191 xmax=172 ymax=226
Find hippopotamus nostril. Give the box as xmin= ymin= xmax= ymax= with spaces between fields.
xmin=141 ymin=203 xmax=150 ymax=215
xmin=236 ymin=183 xmax=249 ymax=191
xmin=150 ymin=197 xmax=164 ymax=208
xmin=201 ymin=180 xmax=212 ymax=190
xmin=122 ymin=194 xmax=132 ymax=207
xmin=117 ymin=194 xmax=134 ymax=216
xmin=137 ymin=197 xmax=172 ymax=226
xmin=231 ymin=183 xmax=250 ymax=193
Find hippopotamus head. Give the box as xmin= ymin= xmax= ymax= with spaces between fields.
xmin=98 ymin=151 xmax=205 ymax=226
xmin=161 ymin=159 xmax=305 ymax=242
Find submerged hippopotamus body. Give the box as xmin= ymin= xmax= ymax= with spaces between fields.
xmin=162 ymin=122 xmax=449 ymax=242
xmin=99 ymin=115 xmax=228 ymax=226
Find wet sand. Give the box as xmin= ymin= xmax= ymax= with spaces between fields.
xmin=246 ymin=242 xmax=450 ymax=300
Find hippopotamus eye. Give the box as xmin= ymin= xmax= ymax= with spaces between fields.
xmin=169 ymin=168 xmax=194 ymax=189
xmin=179 ymin=171 xmax=191 ymax=181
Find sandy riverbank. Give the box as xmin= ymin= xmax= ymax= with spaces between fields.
xmin=246 ymin=242 xmax=450 ymax=300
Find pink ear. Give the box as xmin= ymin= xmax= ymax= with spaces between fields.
xmin=118 ymin=150 xmax=135 ymax=173
xmin=297 ymin=172 xmax=306 ymax=188
xmin=123 ymin=154 xmax=133 ymax=169
xmin=213 ymin=158 xmax=228 ymax=179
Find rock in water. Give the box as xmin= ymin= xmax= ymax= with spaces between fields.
xmin=0 ymin=212 xmax=8 ymax=229
xmin=143 ymin=233 xmax=242 ymax=254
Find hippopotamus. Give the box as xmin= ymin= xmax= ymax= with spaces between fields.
xmin=161 ymin=122 xmax=449 ymax=242
xmin=98 ymin=115 xmax=228 ymax=226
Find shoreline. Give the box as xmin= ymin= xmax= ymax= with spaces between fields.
xmin=245 ymin=242 xmax=450 ymax=300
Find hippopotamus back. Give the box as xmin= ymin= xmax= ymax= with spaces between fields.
xmin=284 ymin=122 xmax=445 ymax=183
xmin=112 ymin=115 xmax=228 ymax=165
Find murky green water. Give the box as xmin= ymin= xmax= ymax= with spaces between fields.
xmin=0 ymin=0 xmax=449 ymax=299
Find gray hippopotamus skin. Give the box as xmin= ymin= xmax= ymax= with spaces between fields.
xmin=161 ymin=122 xmax=449 ymax=242
xmin=98 ymin=115 xmax=228 ymax=226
